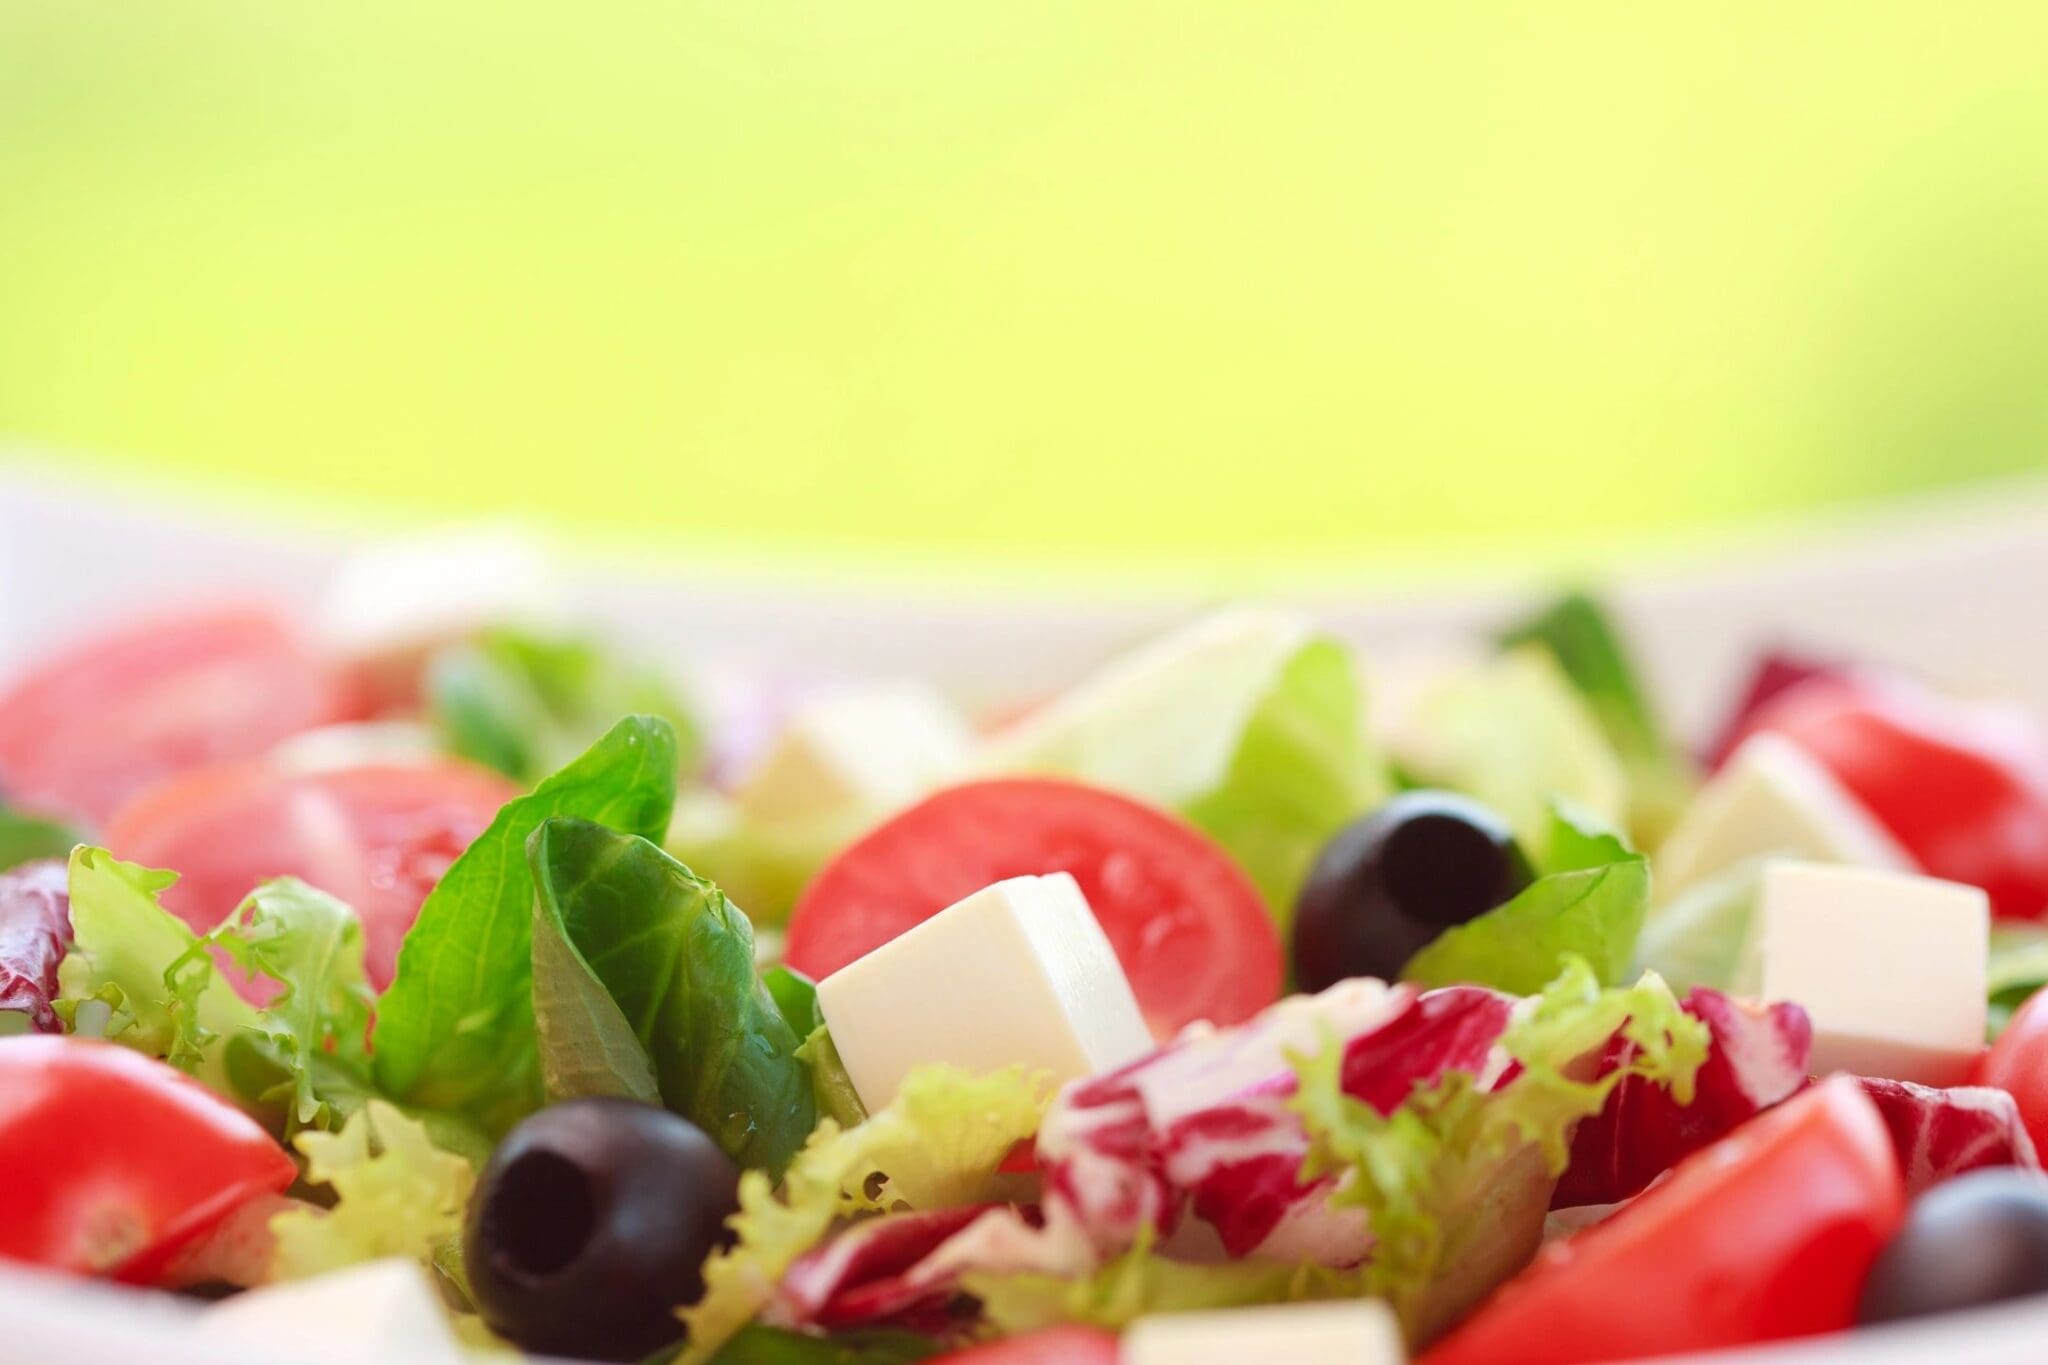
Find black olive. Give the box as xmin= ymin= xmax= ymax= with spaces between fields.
xmin=464 ymin=1098 xmax=741 ymax=1361
xmin=1858 ymin=1168 xmax=2048 ymax=1326
xmin=1291 ymin=790 xmax=1532 ymax=991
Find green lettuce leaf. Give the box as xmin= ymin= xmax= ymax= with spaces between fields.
xmin=983 ymin=608 xmax=1387 ymax=926
xmin=1402 ymin=806 xmax=1649 ymax=993
xmin=1499 ymin=592 xmax=1694 ymax=849
xmin=706 ymin=1326 xmax=942 ymax=1365
xmin=666 ymin=791 xmax=852 ymax=931
xmin=1290 ymin=960 xmax=1707 ymax=1342
xmin=678 ymin=1065 xmax=1049 ymax=1364
xmin=1988 ymin=922 xmax=2048 ymax=1039
xmin=528 ymin=817 xmax=815 ymax=1175
xmin=372 ymin=716 xmax=679 ymax=1133
xmin=0 ymin=806 xmax=81 ymax=873
xmin=1633 ymin=856 xmax=1765 ymax=996
xmin=270 ymin=1100 xmax=476 ymax=1281
xmin=963 ymin=1229 xmax=1367 ymax=1335
xmin=1396 ymin=647 xmax=1628 ymax=866
xmin=429 ymin=628 xmax=701 ymax=786
xmin=763 ymin=965 xmax=868 ymax=1129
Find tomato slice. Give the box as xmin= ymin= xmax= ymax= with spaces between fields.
xmin=0 ymin=607 xmax=353 ymax=826
xmin=928 ymin=1327 xmax=1120 ymax=1364
xmin=1737 ymin=676 xmax=2048 ymax=918
xmin=783 ymin=778 xmax=1282 ymax=1036
xmin=1974 ymin=986 xmax=2048 ymax=1158
xmin=0 ymin=1035 xmax=298 ymax=1282
xmin=1423 ymin=1077 xmax=1905 ymax=1365
xmin=105 ymin=759 xmax=519 ymax=990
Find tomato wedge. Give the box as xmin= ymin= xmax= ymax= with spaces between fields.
xmin=1974 ymin=986 xmax=2048 ymax=1158
xmin=0 ymin=1035 xmax=298 ymax=1282
xmin=928 ymin=1326 xmax=1119 ymax=1364
xmin=1423 ymin=1077 xmax=1905 ymax=1365
xmin=0 ymin=607 xmax=352 ymax=826
xmin=784 ymin=778 xmax=1281 ymax=1036
xmin=1736 ymin=676 xmax=2048 ymax=918
xmin=105 ymin=759 xmax=519 ymax=990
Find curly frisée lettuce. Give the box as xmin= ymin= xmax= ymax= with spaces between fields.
xmin=677 ymin=1066 xmax=1049 ymax=1364
xmin=269 ymin=1100 xmax=476 ymax=1281
xmin=1288 ymin=961 xmax=1707 ymax=1342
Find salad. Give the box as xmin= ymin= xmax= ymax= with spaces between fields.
xmin=5 ymin=539 xmax=2048 ymax=1365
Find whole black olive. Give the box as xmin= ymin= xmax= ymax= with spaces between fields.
xmin=1858 ymin=1168 xmax=2048 ymax=1326
xmin=1291 ymin=790 xmax=1532 ymax=990
xmin=464 ymin=1098 xmax=741 ymax=1361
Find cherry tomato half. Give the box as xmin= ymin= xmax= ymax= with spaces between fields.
xmin=1424 ymin=1077 xmax=1905 ymax=1365
xmin=784 ymin=778 xmax=1282 ymax=1037
xmin=1974 ymin=987 xmax=2048 ymax=1159
xmin=0 ymin=607 xmax=353 ymax=826
xmin=1738 ymin=676 xmax=2048 ymax=919
xmin=0 ymin=1036 xmax=298 ymax=1283
xmin=106 ymin=759 xmax=519 ymax=990
xmin=929 ymin=1327 xmax=1120 ymax=1365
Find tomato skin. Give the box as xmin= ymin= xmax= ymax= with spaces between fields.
xmin=1974 ymin=987 xmax=2048 ymax=1158
xmin=0 ymin=607 xmax=352 ymax=826
xmin=1740 ymin=678 xmax=2048 ymax=919
xmin=1424 ymin=1077 xmax=1905 ymax=1365
xmin=784 ymin=778 xmax=1282 ymax=1036
xmin=106 ymin=759 xmax=519 ymax=990
xmin=0 ymin=1036 xmax=298 ymax=1282
xmin=929 ymin=1327 xmax=1120 ymax=1364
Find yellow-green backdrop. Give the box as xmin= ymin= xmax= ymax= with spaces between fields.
xmin=4 ymin=3 xmax=2046 ymax=574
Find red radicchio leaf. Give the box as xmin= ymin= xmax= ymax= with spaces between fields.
xmin=0 ymin=859 xmax=70 ymax=1033
xmin=1703 ymin=653 xmax=1844 ymax=770
xmin=773 ymin=1205 xmax=1003 ymax=1333
xmin=1857 ymin=1077 xmax=2041 ymax=1197
xmin=1553 ymin=989 xmax=1812 ymax=1208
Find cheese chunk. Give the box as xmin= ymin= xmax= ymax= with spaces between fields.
xmin=1747 ymin=860 xmax=1988 ymax=1086
xmin=198 ymin=1259 xmax=465 ymax=1364
xmin=738 ymin=682 xmax=970 ymax=823
xmin=817 ymin=873 xmax=1151 ymax=1111
xmin=1656 ymin=734 xmax=1911 ymax=901
xmin=1124 ymin=1300 xmax=1407 ymax=1365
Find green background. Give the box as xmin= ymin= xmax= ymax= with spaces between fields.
xmin=4 ymin=3 xmax=2046 ymax=574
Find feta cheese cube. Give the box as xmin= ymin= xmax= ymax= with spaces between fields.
xmin=816 ymin=873 xmax=1151 ymax=1111
xmin=1656 ymin=734 xmax=1912 ymax=901
xmin=1747 ymin=860 xmax=1988 ymax=1086
xmin=197 ymin=1259 xmax=465 ymax=1364
xmin=1124 ymin=1300 xmax=1407 ymax=1365
xmin=738 ymin=682 xmax=970 ymax=823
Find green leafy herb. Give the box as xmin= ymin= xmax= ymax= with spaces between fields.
xmin=528 ymin=817 xmax=815 ymax=1174
xmin=1403 ymin=806 xmax=1650 ymax=993
xmin=0 ymin=807 xmax=81 ymax=873
xmin=762 ymin=965 xmax=869 ymax=1128
xmin=1499 ymin=593 xmax=1694 ymax=849
xmin=1989 ymin=922 xmax=2048 ymax=1038
xmin=429 ymin=629 xmax=700 ymax=786
xmin=372 ymin=716 xmax=679 ymax=1132
xmin=706 ymin=1326 xmax=943 ymax=1365
xmin=1291 ymin=960 xmax=1706 ymax=1341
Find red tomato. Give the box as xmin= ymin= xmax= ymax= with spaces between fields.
xmin=1974 ymin=986 xmax=2048 ymax=1157
xmin=930 ymin=1327 xmax=1120 ymax=1364
xmin=106 ymin=760 xmax=519 ymax=990
xmin=0 ymin=607 xmax=353 ymax=826
xmin=0 ymin=1036 xmax=298 ymax=1282
xmin=784 ymin=778 xmax=1282 ymax=1036
xmin=1424 ymin=1077 xmax=1905 ymax=1365
xmin=1738 ymin=676 xmax=2048 ymax=919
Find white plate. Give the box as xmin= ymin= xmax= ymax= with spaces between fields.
xmin=6 ymin=465 xmax=2048 ymax=1364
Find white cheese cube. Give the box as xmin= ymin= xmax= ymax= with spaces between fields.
xmin=1124 ymin=1300 xmax=1407 ymax=1365
xmin=1656 ymin=734 xmax=1912 ymax=901
xmin=817 ymin=873 xmax=1151 ymax=1111
xmin=738 ymin=681 xmax=970 ymax=823
xmin=319 ymin=526 xmax=569 ymax=662
xmin=1748 ymin=860 xmax=1988 ymax=1086
xmin=198 ymin=1259 xmax=465 ymax=1364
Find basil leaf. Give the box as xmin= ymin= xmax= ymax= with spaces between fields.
xmin=372 ymin=716 xmax=679 ymax=1132
xmin=429 ymin=630 xmax=700 ymax=786
xmin=528 ymin=817 xmax=814 ymax=1176
xmin=705 ymin=1326 xmax=941 ymax=1365
xmin=530 ymin=887 xmax=662 ymax=1107
xmin=0 ymin=807 xmax=82 ymax=874
xmin=1403 ymin=806 xmax=1650 ymax=994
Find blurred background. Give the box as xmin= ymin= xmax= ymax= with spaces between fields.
xmin=3 ymin=2 xmax=2047 ymax=579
